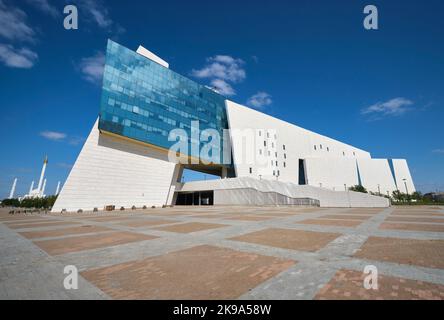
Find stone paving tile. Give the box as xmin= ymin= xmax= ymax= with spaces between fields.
xmin=341 ymin=209 xmax=383 ymax=214
xmin=297 ymin=219 xmax=362 ymax=227
xmin=0 ymin=215 xmax=47 ymax=221
xmin=391 ymin=211 xmax=444 ymax=217
xmin=354 ymin=236 xmax=444 ymax=269
xmin=81 ymin=216 xmax=134 ymax=222
xmin=3 ymin=205 xmax=444 ymax=300
xmin=19 ymin=225 xmax=113 ymax=239
xmin=229 ymin=228 xmax=341 ymax=252
xmin=3 ymin=219 xmax=52 ymax=226
xmin=81 ymin=245 xmax=295 ymax=299
xmin=380 ymin=222 xmax=444 ymax=233
xmin=153 ymin=222 xmax=228 ymax=234
xmin=226 ymin=215 xmax=275 ymax=221
xmin=315 ymin=269 xmax=444 ymax=300
xmin=6 ymin=221 xmax=81 ymax=229
xmin=189 ymin=214 xmax=223 ymax=219
xmin=34 ymin=231 xmax=158 ymax=255
xmin=321 ymin=214 xmax=372 ymax=221
xmin=112 ymin=219 xmax=178 ymax=228
xmin=385 ymin=216 xmax=444 ymax=224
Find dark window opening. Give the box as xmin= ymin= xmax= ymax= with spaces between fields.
xmin=298 ymin=159 xmax=307 ymax=185
xmin=176 ymin=191 xmax=214 ymax=206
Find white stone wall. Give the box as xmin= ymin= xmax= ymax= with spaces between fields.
xmin=225 ymin=100 xmax=415 ymax=195
xmin=357 ymin=158 xmax=397 ymax=196
xmin=226 ymin=100 xmax=370 ymax=184
xmin=52 ymin=119 xmax=179 ymax=212
xmin=179 ymin=177 xmax=389 ymax=208
xmin=392 ymin=159 xmax=416 ymax=194
xmin=304 ymin=157 xmax=359 ymax=191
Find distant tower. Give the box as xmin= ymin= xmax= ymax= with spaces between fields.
xmin=55 ymin=181 xmax=61 ymax=195
xmin=9 ymin=178 xmax=17 ymax=199
xmin=37 ymin=156 xmax=48 ymax=195
xmin=41 ymin=179 xmax=47 ymax=197
xmin=29 ymin=181 xmax=34 ymax=194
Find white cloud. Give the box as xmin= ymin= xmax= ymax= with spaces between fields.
xmin=0 ymin=0 xmax=36 ymax=42
xmin=247 ymin=92 xmax=273 ymax=110
xmin=80 ymin=0 xmax=113 ymax=29
xmin=210 ymin=79 xmax=235 ymax=96
xmin=40 ymin=131 xmax=67 ymax=141
xmin=26 ymin=0 xmax=60 ymax=18
xmin=56 ymin=162 xmax=73 ymax=169
xmin=68 ymin=136 xmax=85 ymax=146
xmin=79 ymin=52 xmax=105 ymax=84
xmin=432 ymin=149 xmax=444 ymax=154
xmin=191 ymin=54 xmax=246 ymax=96
xmin=361 ymin=97 xmax=414 ymax=117
xmin=192 ymin=55 xmax=245 ymax=83
xmin=0 ymin=44 xmax=38 ymax=68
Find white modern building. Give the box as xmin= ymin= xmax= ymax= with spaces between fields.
xmin=21 ymin=156 xmax=49 ymax=199
xmin=52 ymin=40 xmax=415 ymax=212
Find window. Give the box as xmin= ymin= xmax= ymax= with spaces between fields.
xmin=283 ymin=162 xmax=286 ymax=168
xmin=314 ymin=145 xmax=317 ymax=150
xmin=272 ymin=142 xmax=274 ymax=148
xmin=259 ymin=149 xmax=262 ymax=155
xmin=343 ymin=151 xmax=345 ymax=156
xmin=273 ymin=170 xmax=275 ymax=176
xmin=277 ymin=170 xmax=280 ymax=176
xmin=249 ymin=167 xmax=252 ymax=174
xmin=267 ymin=132 xmax=270 ymax=138
xmin=271 ymin=160 xmax=273 ymax=165
xmin=268 ymin=151 xmax=271 ymax=156
xmin=276 ymin=161 xmax=278 ymax=166
xmin=264 ymin=141 xmax=267 ymax=147
xmin=320 ymin=144 xmax=323 ymax=149
xmin=353 ymin=152 xmax=356 ymax=156
xmin=275 ymin=152 xmax=278 ymax=157
xmin=283 ymin=144 xmax=286 ymax=150
xmin=259 ymin=131 xmax=262 ymax=136
xmin=274 ymin=134 xmax=277 ymax=139
xmin=284 ymin=153 xmax=287 ymax=159
xmin=327 ymin=147 xmax=329 ymax=152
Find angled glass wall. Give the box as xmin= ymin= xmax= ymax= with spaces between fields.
xmin=98 ymin=39 xmax=228 ymax=164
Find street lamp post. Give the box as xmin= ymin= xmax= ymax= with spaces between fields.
xmin=403 ymin=179 xmax=409 ymax=195
xmin=377 ymin=184 xmax=381 ymax=196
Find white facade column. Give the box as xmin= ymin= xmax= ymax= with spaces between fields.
xmin=55 ymin=181 xmax=61 ymax=195
xmin=29 ymin=181 xmax=34 ymax=194
xmin=9 ymin=178 xmax=17 ymax=199
xmin=41 ymin=179 xmax=47 ymax=197
xmin=37 ymin=156 xmax=48 ymax=193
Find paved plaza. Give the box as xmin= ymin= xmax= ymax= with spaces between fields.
xmin=1 ymin=205 xmax=444 ymax=299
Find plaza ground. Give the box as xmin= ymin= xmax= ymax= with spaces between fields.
xmin=1 ymin=205 xmax=444 ymax=299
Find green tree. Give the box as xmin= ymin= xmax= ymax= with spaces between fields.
xmin=411 ymin=191 xmax=423 ymax=201
xmin=348 ymin=185 xmax=368 ymax=193
xmin=1 ymin=198 xmax=20 ymax=207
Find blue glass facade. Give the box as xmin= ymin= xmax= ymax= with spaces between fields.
xmin=98 ymin=40 xmax=228 ymax=164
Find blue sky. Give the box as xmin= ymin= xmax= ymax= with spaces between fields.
xmin=0 ymin=0 xmax=443 ymax=198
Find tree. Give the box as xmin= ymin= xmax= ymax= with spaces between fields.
xmin=411 ymin=191 xmax=423 ymax=201
xmin=348 ymin=185 xmax=368 ymax=193
xmin=1 ymin=198 xmax=20 ymax=207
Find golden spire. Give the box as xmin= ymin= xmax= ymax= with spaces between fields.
xmin=44 ymin=155 xmax=48 ymax=164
